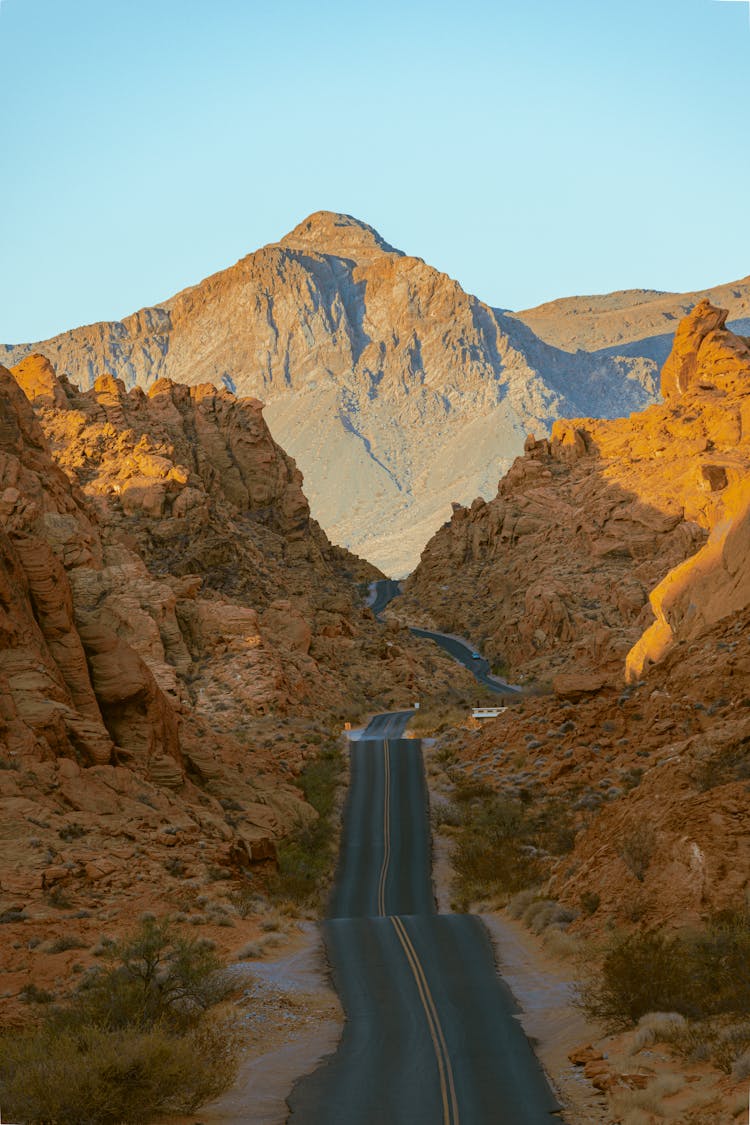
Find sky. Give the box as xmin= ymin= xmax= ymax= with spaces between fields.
xmin=0 ymin=0 xmax=749 ymax=342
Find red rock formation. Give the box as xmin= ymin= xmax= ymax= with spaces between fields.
xmin=401 ymin=301 xmax=750 ymax=689
xmin=423 ymin=302 xmax=750 ymax=936
xmin=0 ymin=353 xmax=479 ymax=1019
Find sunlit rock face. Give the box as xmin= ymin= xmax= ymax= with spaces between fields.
xmin=404 ymin=302 xmax=750 ymax=939
xmin=2 ymin=212 xmax=664 ymax=575
xmin=400 ymin=302 xmax=750 ymax=688
xmin=0 ymin=350 xmax=485 ymax=1020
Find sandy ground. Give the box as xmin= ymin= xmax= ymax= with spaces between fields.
xmin=161 ymin=922 xmax=342 ymax=1125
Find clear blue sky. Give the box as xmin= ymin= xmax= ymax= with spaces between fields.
xmin=1 ymin=0 xmax=749 ymax=342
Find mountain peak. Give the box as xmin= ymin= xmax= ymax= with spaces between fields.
xmin=278 ymin=211 xmax=402 ymax=259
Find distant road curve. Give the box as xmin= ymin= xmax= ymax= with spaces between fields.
xmin=368 ymin=580 xmax=520 ymax=696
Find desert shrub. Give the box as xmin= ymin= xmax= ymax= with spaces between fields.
xmin=577 ymin=930 xmax=689 ymax=1029
xmin=609 ymin=1074 xmax=684 ymax=1122
xmin=448 ymin=785 xmax=576 ymax=909
xmin=619 ymin=824 xmax=656 ymax=882
xmin=695 ymin=733 xmax=750 ymax=790
xmin=164 ymin=856 xmax=187 ymax=877
xmin=579 ymin=910 xmax=750 ymax=1031
xmin=20 ymin=983 xmax=55 ymax=1005
xmin=452 ymin=793 xmax=545 ymax=908
xmin=523 ymin=898 xmax=576 ymax=935
xmin=0 ymin=1020 xmax=237 ymax=1124
xmin=407 ymin=705 xmax=468 ymax=737
xmin=506 ymin=889 xmax=541 ymax=920
xmin=270 ymin=743 xmax=343 ymax=908
xmin=58 ymin=822 xmax=88 ymax=841
xmin=49 ymin=933 xmax=88 ymax=953
xmin=46 ymin=885 xmax=72 ymax=909
xmin=580 ymin=890 xmax=601 ymax=916
xmin=227 ymin=880 xmax=258 ymax=918
xmin=66 ymin=915 xmax=231 ymax=1033
xmin=0 ymin=917 xmax=238 ymax=1124
xmin=687 ymin=908 xmax=750 ymax=1016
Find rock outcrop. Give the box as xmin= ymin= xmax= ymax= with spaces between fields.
xmin=401 ymin=301 xmax=750 ymax=688
xmin=0 ymin=352 xmax=479 ymax=1019
xmin=420 ymin=301 xmax=750 ymax=934
xmin=1 ymin=213 xmax=660 ymax=574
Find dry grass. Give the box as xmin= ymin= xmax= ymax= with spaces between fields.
xmin=609 ymin=1073 xmax=684 ymax=1122
xmin=0 ymin=917 xmax=238 ymax=1124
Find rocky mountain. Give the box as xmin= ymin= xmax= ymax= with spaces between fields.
xmin=400 ymin=300 xmax=750 ymax=926
xmin=0 ymin=353 xmax=477 ymax=1019
xmin=1 ymin=213 xmax=661 ymax=576
xmin=513 ymin=277 xmax=750 ymax=367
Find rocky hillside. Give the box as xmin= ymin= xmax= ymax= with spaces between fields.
xmin=513 ymin=277 xmax=750 ymax=367
xmin=1 ymin=213 xmax=660 ymax=575
xmin=405 ymin=300 xmax=750 ymax=928
xmin=0 ymin=353 xmax=477 ymax=1019
xmin=401 ymin=300 xmax=750 ymax=688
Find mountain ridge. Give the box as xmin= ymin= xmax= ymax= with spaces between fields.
xmin=3 ymin=212 xmax=744 ymax=573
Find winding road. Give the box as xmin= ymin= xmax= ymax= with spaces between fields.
xmin=369 ymin=579 xmax=520 ymax=696
xmin=287 ymin=711 xmax=560 ymax=1123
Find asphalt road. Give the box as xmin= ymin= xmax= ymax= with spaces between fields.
xmin=409 ymin=627 xmax=520 ymax=697
xmin=369 ymin=578 xmax=403 ymax=619
xmin=287 ymin=712 xmax=560 ymax=1123
xmin=368 ymin=579 xmax=519 ymax=696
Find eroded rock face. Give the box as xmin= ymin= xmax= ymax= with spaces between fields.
xmin=401 ymin=302 xmax=750 ymax=688
xmin=420 ymin=302 xmax=750 ymax=935
xmin=0 ymin=213 xmax=660 ymax=574
xmin=0 ymin=354 xmax=480 ymax=1009
xmin=442 ymin=602 xmax=750 ymax=929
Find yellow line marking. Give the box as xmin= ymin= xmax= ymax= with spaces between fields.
xmin=377 ymin=740 xmax=391 ymax=915
xmin=391 ymin=915 xmax=460 ymax=1125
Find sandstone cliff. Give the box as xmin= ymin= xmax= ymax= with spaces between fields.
xmin=1 ymin=213 xmax=659 ymax=575
xmin=420 ymin=301 xmax=750 ymax=931
xmin=0 ymin=353 xmax=478 ymax=1018
xmin=401 ymin=300 xmax=750 ymax=689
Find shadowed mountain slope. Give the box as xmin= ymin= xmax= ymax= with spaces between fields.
xmin=2 ymin=213 xmax=661 ymax=575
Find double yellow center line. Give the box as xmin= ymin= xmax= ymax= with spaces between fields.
xmin=378 ymin=736 xmax=460 ymax=1125
xmin=390 ymin=915 xmax=460 ymax=1125
xmin=377 ymin=739 xmax=391 ymax=916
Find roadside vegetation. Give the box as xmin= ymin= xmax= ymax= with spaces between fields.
xmin=576 ymin=909 xmax=750 ymax=1079
xmin=407 ymin=689 xmax=510 ymax=738
xmin=269 ymin=739 xmax=345 ymax=911
xmin=434 ymin=777 xmax=576 ymax=911
xmin=0 ymin=915 xmax=238 ymax=1124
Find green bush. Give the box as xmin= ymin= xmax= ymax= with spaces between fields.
xmin=0 ymin=1020 xmax=237 ymax=1124
xmin=578 ymin=910 xmax=750 ymax=1031
xmin=0 ymin=917 xmax=239 ymax=1124
xmin=74 ymin=916 xmax=230 ymax=1033
xmin=446 ymin=785 xmax=575 ymax=909
xmin=577 ymin=929 xmax=688 ymax=1029
xmin=270 ymin=743 xmax=343 ymax=908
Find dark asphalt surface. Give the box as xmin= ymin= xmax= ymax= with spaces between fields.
xmin=287 ymin=711 xmax=560 ymax=1123
xmin=370 ymin=578 xmax=403 ymax=619
xmin=409 ymin=626 xmax=520 ymax=697
xmin=370 ymin=579 xmax=520 ymax=696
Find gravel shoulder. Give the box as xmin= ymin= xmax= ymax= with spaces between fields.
xmin=425 ymin=742 xmax=605 ymax=1125
xmin=161 ymin=922 xmax=342 ymax=1125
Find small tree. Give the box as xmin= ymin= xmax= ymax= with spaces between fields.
xmin=69 ymin=915 xmax=231 ymax=1032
